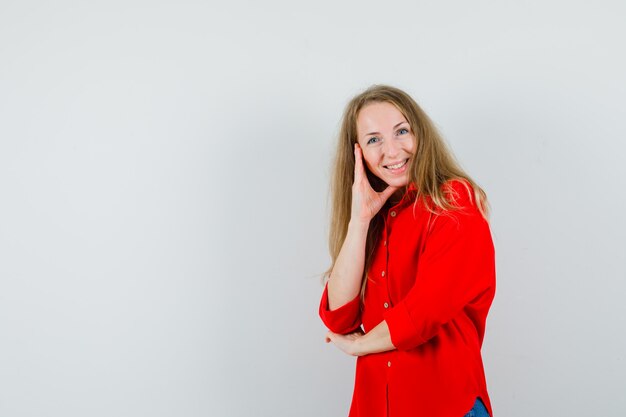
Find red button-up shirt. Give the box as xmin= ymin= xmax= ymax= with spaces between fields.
xmin=319 ymin=179 xmax=496 ymax=417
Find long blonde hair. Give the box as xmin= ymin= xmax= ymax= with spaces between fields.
xmin=326 ymin=84 xmax=489 ymax=297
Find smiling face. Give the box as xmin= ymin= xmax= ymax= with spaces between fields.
xmin=356 ymin=101 xmax=416 ymax=188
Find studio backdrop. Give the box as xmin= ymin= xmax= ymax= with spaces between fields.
xmin=1 ymin=1 xmax=625 ymax=416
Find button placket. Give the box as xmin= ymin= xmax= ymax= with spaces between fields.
xmin=384 ymin=213 xmax=391 ymax=312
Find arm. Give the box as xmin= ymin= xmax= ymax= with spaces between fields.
xmin=325 ymin=319 xmax=395 ymax=356
xmin=319 ymin=144 xmax=397 ymax=334
xmin=326 ymin=219 xmax=369 ymax=310
xmin=317 ymin=217 xmax=368 ymax=334
xmin=383 ymin=181 xmax=496 ymax=350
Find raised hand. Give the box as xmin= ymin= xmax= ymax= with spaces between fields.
xmin=351 ymin=143 xmax=399 ymax=223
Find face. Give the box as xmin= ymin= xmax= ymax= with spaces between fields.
xmin=356 ymin=101 xmax=416 ymax=188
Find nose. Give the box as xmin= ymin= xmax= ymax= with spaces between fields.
xmin=382 ymin=137 xmax=400 ymax=158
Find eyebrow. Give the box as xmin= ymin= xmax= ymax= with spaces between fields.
xmin=365 ymin=121 xmax=408 ymax=136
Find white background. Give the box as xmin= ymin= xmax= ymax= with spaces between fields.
xmin=1 ymin=1 xmax=625 ymax=416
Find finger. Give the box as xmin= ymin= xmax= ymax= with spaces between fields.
xmin=353 ymin=143 xmax=365 ymax=182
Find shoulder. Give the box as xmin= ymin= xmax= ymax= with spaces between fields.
xmin=441 ymin=178 xmax=478 ymax=211
xmin=433 ymin=178 xmax=490 ymax=234
xmin=427 ymin=179 xmax=491 ymax=240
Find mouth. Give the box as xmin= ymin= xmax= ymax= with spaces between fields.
xmin=383 ymin=159 xmax=409 ymax=170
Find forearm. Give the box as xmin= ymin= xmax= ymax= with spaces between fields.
xmin=327 ymin=219 xmax=369 ymax=309
xmin=356 ymin=320 xmax=395 ymax=355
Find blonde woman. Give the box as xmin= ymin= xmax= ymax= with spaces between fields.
xmin=319 ymin=85 xmax=495 ymax=417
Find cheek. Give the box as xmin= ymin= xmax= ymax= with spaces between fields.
xmin=407 ymin=136 xmax=417 ymax=153
xmin=361 ymin=151 xmax=379 ymax=172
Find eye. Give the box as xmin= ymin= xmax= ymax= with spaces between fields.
xmin=397 ymin=128 xmax=409 ymax=135
xmin=366 ymin=136 xmax=380 ymax=145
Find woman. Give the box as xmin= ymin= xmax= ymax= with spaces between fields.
xmin=319 ymin=85 xmax=495 ymax=417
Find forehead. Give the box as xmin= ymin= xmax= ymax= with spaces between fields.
xmin=356 ymin=101 xmax=407 ymax=134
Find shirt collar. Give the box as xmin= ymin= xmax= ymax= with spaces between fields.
xmin=387 ymin=182 xmax=419 ymax=211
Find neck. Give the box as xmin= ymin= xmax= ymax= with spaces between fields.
xmin=387 ymin=187 xmax=406 ymax=207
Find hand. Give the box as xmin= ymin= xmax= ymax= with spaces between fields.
xmin=325 ymin=329 xmax=366 ymax=357
xmin=325 ymin=321 xmax=395 ymax=357
xmin=351 ymin=143 xmax=398 ymax=223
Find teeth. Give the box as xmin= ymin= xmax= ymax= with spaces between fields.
xmin=386 ymin=160 xmax=407 ymax=169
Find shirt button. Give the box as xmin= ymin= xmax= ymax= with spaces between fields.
xmin=384 ymin=302 xmax=389 ymax=308
xmin=381 ymin=271 xmax=385 ymax=277
xmin=390 ymin=211 xmax=397 ymax=217
xmin=387 ymin=361 xmax=391 ymax=367
xmin=383 ymin=240 xmax=387 ymax=246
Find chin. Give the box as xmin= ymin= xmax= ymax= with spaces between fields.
xmin=383 ymin=176 xmax=409 ymax=188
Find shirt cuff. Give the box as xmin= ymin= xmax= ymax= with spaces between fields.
xmin=383 ymin=299 xmax=425 ymax=350
xmin=318 ymin=282 xmax=362 ymax=334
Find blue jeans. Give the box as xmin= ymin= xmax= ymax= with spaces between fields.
xmin=463 ymin=398 xmax=490 ymax=417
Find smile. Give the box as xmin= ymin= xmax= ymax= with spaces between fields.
xmin=384 ymin=159 xmax=408 ymax=170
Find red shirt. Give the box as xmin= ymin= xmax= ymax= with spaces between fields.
xmin=319 ymin=179 xmax=496 ymax=417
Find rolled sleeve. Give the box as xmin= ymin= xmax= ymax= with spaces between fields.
xmin=383 ymin=298 xmax=427 ymax=350
xmin=319 ymin=282 xmax=362 ymax=334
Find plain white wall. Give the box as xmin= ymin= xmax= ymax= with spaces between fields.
xmin=1 ymin=1 xmax=625 ymax=416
